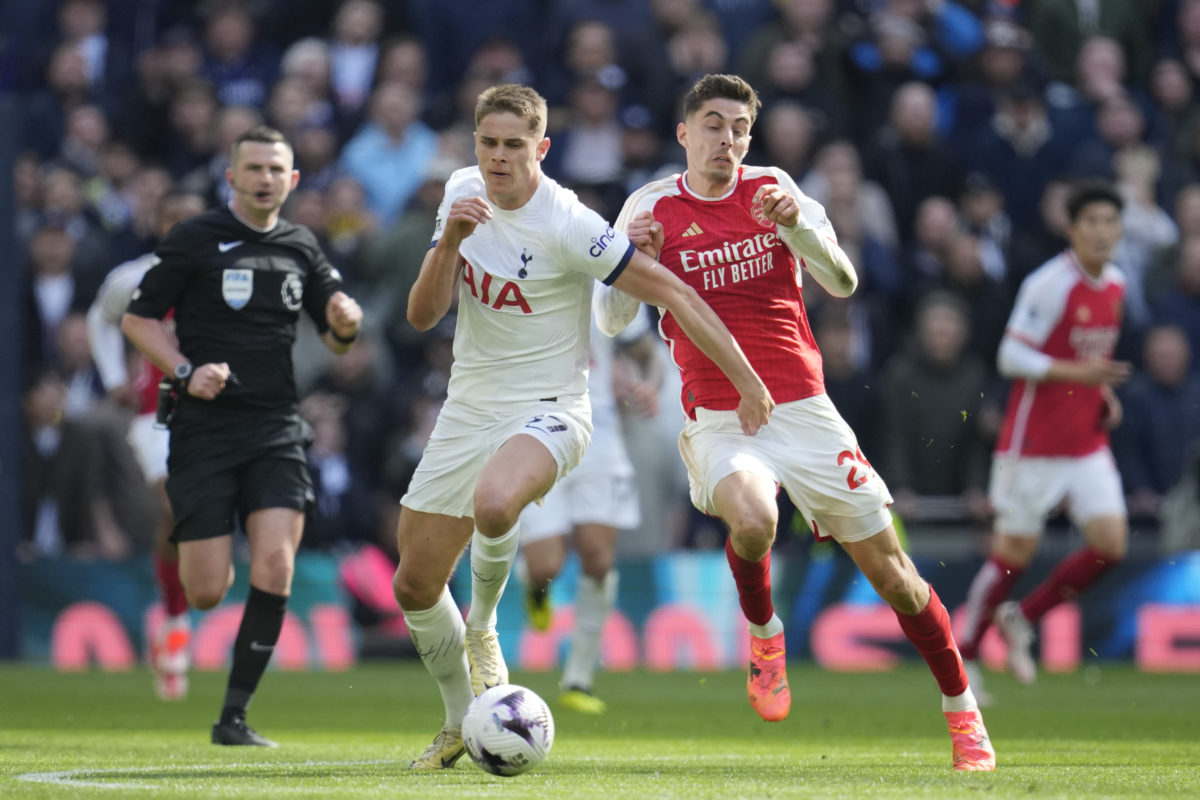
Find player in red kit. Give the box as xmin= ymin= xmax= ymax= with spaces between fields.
xmin=958 ymin=181 xmax=1131 ymax=703
xmin=595 ymin=74 xmax=994 ymax=770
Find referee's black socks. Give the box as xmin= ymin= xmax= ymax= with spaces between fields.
xmin=221 ymin=585 xmax=288 ymax=722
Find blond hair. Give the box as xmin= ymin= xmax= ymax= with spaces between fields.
xmin=474 ymin=84 xmax=548 ymax=136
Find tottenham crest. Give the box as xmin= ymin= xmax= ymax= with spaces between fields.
xmin=281 ymin=273 xmax=303 ymax=310
xmin=222 ymin=269 xmax=253 ymax=309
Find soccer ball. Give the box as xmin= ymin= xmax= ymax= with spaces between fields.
xmin=461 ymin=684 xmax=555 ymax=776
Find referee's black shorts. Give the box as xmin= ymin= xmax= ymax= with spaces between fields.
xmin=165 ymin=410 xmax=314 ymax=543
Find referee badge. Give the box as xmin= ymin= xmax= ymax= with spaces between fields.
xmin=281 ymin=273 xmax=303 ymax=310
xmin=222 ymin=268 xmax=253 ymax=309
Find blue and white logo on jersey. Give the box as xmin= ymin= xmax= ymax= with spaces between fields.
xmin=589 ymin=226 xmax=617 ymax=257
xmin=222 ymin=268 xmax=253 ymax=310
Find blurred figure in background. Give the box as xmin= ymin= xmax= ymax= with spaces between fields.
xmin=959 ymin=181 xmax=1131 ymax=704
xmin=87 ymin=188 xmax=206 ymax=700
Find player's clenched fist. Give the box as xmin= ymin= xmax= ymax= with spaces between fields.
xmin=627 ymin=211 xmax=664 ymax=259
xmin=752 ymin=185 xmax=801 ymax=228
xmin=444 ymin=196 xmax=494 ymax=244
xmin=326 ymin=291 xmax=363 ymax=339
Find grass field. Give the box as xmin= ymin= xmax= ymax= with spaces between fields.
xmin=1 ymin=662 xmax=1197 ymax=799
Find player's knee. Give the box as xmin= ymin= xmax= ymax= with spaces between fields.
xmin=254 ymin=548 xmax=295 ymax=590
xmin=472 ymin=489 xmax=519 ymax=536
xmin=726 ymin=513 xmax=776 ymax=558
xmin=580 ymin=553 xmax=613 ymax=580
xmin=185 ymin=583 xmax=226 ymax=611
xmin=869 ymin=562 xmax=924 ymax=613
xmin=392 ymin=568 xmax=437 ymax=610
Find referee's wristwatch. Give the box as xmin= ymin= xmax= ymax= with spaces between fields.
xmin=172 ymin=361 xmax=193 ymax=390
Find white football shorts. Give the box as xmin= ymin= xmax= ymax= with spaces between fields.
xmin=402 ymin=397 xmax=591 ymax=519
xmin=129 ymin=412 xmax=169 ymax=483
xmin=988 ymin=447 xmax=1126 ymax=535
xmin=519 ymin=449 xmax=640 ymax=542
xmin=679 ymin=394 xmax=893 ymax=543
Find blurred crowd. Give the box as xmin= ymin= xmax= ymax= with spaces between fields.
xmin=13 ymin=0 xmax=1200 ymax=567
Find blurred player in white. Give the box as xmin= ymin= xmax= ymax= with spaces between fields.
xmin=519 ymin=310 xmax=662 ymax=714
xmin=595 ymin=74 xmax=994 ymax=770
xmin=85 ymin=189 xmax=206 ymax=700
xmin=396 ymin=83 xmax=772 ymax=770
xmin=959 ymin=181 xmax=1131 ymax=702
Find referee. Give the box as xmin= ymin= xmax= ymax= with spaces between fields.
xmin=122 ymin=125 xmax=363 ymax=746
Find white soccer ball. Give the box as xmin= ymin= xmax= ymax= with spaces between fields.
xmin=461 ymin=684 xmax=555 ymax=776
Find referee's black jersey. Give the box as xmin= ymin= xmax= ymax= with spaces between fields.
xmin=127 ymin=205 xmax=343 ymax=415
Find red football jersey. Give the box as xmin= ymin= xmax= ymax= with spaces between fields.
xmin=995 ymin=250 xmax=1126 ymax=457
xmin=618 ymin=166 xmax=827 ymax=417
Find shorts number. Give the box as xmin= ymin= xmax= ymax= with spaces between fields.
xmin=525 ymin=414 xmax=568 ymax=434
xmin=837 ymin=448 xmax=874 ymax=491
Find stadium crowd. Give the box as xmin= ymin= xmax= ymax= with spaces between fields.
xmin=13 ymin=0 xmax=1200 ymax=568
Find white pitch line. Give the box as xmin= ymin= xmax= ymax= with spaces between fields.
xmin=16 ymin=759 xmax=396 ymax=791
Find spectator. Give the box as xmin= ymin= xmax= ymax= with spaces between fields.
xmin=958 ymin=172 xmax=1011 ymax=284
xmin=1152 ymin=233 xmax=1200 ymax=360
xmin=1008 ymin=176 xmax=1072 ymax=290
xmin=1146 ymin=183 xmax=1200 ymax=306
xmin=803 ymin=138 xmax=900 ymax=255
xmin=814 ymin=305 xmax=883 ymax=464
xmin=902 ymin=195 xmax=959 ymax=287
xmin=163 ymin=78 xmax=220 ymax=180
xmin=1113 ymin=324 xmax=1200 ymax=519
xmin=339 ymin=81 xmax=438 ymax=225
xmin=55 ymin=312 xmax=106 ymax=418
xmin=20 ymin=369 xmax=154 ymax=562
xmin=865 ymin=81 xmax=965 ymax=245
xmin=199 ymin=3 xmax=279 ymax=110
xmin=754 ymin=100 xmax=818 ymax=183
xmin=966 ymin=80 xmax=1074 ymax=234
xmin=739 ymin=0 xmax=850 ymax=116
xmin=1030 ymin=0 xmax=1149 ymax=85
xmin=756 ymin=38 xmax=845 ymax=136
xmin=881 ymin=291 xmax=993 ymax=523
xmin=328 ymin=0 xmax=385 ymax=118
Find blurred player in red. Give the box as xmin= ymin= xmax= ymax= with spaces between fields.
xmin=87 ymin=189 xmax=206 ymax=700
xmin=958 ymin=181 xmax=1131 ymax=702
xmin=595 ymin=74 xmax=994 ymax=770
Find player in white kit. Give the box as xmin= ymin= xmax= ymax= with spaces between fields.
xmin=958 ymin=180 xmax=1132 ymax=702
xmin=519 ymin=310 xmax=662 ymax=714
xmin=85 ymin=189 xmax=206 ymax=700
xmin=397 ymin=84 xmax=773 ymax=770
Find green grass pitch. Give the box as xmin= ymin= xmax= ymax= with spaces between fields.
xmin=1 ymin=663 xmax=1197 ymax=799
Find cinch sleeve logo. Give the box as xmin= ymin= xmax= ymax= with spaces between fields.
xmin=589 ymin=226 xmax=617 ymax=257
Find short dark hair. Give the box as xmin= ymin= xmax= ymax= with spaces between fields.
xmin=231 ymin=125 xmax=292 ymax=162
xmin=682 ymin=74 xmax=762 ymax=126
xmin=1066 ymin=179 xmax=1123 ymax=222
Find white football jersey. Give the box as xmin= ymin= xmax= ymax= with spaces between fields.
xmin=583 ymin=308 xmax=650 ymax=474
xmin=87 ymin=251 xmax=160 ymax=391
xmin=435 ymin=167 xmax=635 ymax=409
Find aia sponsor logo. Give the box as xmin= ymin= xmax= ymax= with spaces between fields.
xmin=462 ymin=260 xmax=532 ymax=313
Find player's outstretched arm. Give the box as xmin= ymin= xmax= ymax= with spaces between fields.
xmin=408 ymin=196 xmax=490 ymax=331
xmin=595 ymin=209 xmax=663 ymax=336
xmin=611 ymin=250 xmax=773 ymax=435
xmin=320 ymin=291 xmax=364 ymax=354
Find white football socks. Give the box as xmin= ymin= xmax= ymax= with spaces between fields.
xmin=466 ymin=524 xmax=520 ymax=630
xmin=941 ymin=686 xmax=979 ymax=713
xmin=562 ymin=570 xmax=617 ymax=691
xmin=748 ymin=613 xmax=784 ymax=640
xmin=403 ymin=587 xmax=473 ymax=726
